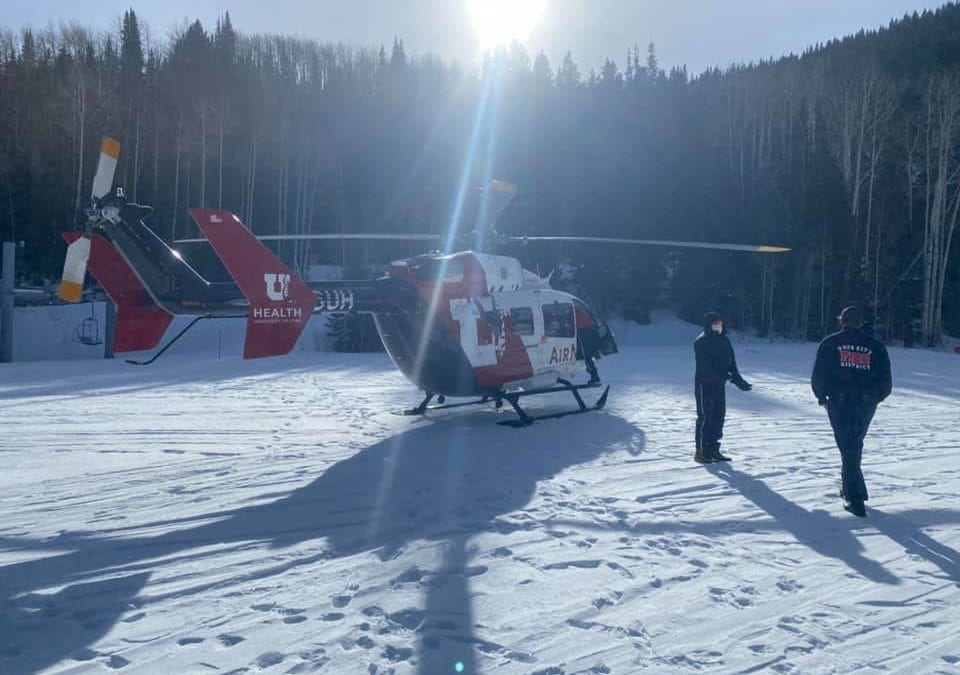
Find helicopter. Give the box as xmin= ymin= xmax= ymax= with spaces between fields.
xmin=60 ymin=138 xmax=790 ymax=426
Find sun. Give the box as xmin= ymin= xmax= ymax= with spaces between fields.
xmin=468 ymin=0 xmax=548 ymax=51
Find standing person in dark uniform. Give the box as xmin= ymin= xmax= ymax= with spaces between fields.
xmin=811 ymin=306 xmax=892 ymax=517
xmin=694 ymin=311 xmax=753 ymax=463
xmin=574 ymin=300 xmax=602 ymax=384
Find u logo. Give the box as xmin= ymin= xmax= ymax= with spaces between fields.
xmin=264 ymin=273 xmax=290 ymax=301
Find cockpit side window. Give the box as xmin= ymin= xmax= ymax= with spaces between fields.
xmin=543 ymin=302 xmax=575 ymax=338
xmin=509 ymin=307 xmax=534 ymax=336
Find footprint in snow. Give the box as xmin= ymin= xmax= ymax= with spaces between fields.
xmin=217 ymin=634 xmax=245 ymax=647
xmin=607 ymin=562 xmax=634 ymax=578
xmin=250 ymin=603 xmax=276 ymax=612
xmin=379 ymin=608 xmax=427 ymax=633
xmin=391 ymin=566 xmax=426 ymax=584
xmin=382 ymin=645 xmax=413 ymax=662
xmin=70 ymin=648 xmax=101 ymax=662
xmin=463 ymin=565 xmax=488 ymax=577
xmin=708 ymin=586 xmax=755 ymax=608
xmin=105 ymin=655 xmax=130 ymax=669
xmin=776 ymin=578 xmax=804 ymax=594
xmin=255 ymin=651 xmax=284 ymax=668
xmin=542 ymin=559 xmax=603 ymax=570
xmin=178 ymin=637 xmax=205 ymax=646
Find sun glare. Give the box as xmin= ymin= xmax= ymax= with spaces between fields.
xmin=469 ymin=0 xmax=547 ymax=51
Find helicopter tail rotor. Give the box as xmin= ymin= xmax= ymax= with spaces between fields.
xmin=58 ymin=137 xmax=123 ymax=303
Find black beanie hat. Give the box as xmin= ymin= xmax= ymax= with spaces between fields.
xmin=703 ymin=311 xmax=723 ymax=331
xmin=839 ymin=306 xmax=863 ymax=327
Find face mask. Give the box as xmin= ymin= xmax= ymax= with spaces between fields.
xmin=711 ymin=321 xmax=723 ymax=333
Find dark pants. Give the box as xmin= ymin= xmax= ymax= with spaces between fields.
xmin=827 ymin=400 xmax=877 ymax=503
xmin=695 ymin=379 xmax=726 ymax=452
xmin=578 ymin=326 xmax=601 ymax=382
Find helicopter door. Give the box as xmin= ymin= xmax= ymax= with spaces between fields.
xmin=506 ymin=304 xmax=540 ymax=373
xmin=449 ymin=297 xmax=498 ymax=368
xmin=539 ymin=300 xmax=578 ymax=373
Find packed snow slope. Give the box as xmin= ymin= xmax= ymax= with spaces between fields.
xmin=1 ymin=315 xmax=959 ymax=674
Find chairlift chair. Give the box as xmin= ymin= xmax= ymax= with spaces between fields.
xmin=75 ymin=304 xmax=102 ymax=346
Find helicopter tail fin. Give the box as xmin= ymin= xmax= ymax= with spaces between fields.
xmin=188 ymin=209 xmax=315 ymax=359
xmin=62 ymin=232 xmax=174 ymax=353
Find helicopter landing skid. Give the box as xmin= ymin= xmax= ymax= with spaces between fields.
xmin=497 ymin=379 xmax=610 ymax=428
xmin=399 ymin=393 xmax=498 ymax=416
xmin=397 ymin=379 xmax=610 ymax=427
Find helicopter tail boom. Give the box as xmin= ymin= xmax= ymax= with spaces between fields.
xmin=62 ymin=232 xmax=174 ymax=353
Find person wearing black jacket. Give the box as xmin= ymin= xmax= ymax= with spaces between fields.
xmin=694 ymin=312 xmax=752 ymax=463
xmin=811 ymin=306 xmax=892 ymax=517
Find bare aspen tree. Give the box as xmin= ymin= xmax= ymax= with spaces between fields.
xmin=920 ymin=75 xmax=960 ymax=345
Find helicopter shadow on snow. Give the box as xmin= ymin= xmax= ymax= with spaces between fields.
xmin=0 ymin=411 xmax=643 ymax=674
xmin=0 ymin=355 xmax=386 ymax=404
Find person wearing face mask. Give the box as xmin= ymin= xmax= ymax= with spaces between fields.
xmin=694 ymin=311 xmax=753 ymax=463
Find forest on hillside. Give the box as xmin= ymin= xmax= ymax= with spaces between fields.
xmin=1 ymin=5 xmax=959 ymax=346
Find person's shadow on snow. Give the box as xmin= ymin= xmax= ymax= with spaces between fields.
xmin=0 ymin=412 xmax=643 ymax=674
xmin=706 ymin=464 xmax=901 ymax=585
xmin=868 ymin=508 xmax=960 ymax=585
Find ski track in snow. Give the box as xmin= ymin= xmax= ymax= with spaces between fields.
xmin=1 ymin=332 xmax=959 ymax=674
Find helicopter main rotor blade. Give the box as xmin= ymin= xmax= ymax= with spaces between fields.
xmin=504 ymin=236 xmax=791 ymax=253
xmin=172 ymin=233 xmax=444 ymax=244
xmin=91 ymin=137 xmax=121 ymax=200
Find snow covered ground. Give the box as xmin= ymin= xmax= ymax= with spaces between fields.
xmin=1 ymin=315 xmax=959 ymax=674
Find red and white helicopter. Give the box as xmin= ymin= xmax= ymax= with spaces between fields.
xmin=60 ymin=139 xmax=790 ymax=426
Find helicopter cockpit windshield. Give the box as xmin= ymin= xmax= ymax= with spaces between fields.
xmin=414 ymin=257 xmax=465 ymax=283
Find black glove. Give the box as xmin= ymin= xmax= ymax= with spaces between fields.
xmin=818 ymin=398 xmax=828 ymax=407
xmin=732 ymin=377 xmax=752 ymax=392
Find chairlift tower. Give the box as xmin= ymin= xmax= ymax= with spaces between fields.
xmin=1 ymin=242 xmax=14 ymax=362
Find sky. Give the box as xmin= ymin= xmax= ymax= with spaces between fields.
xmin=0 ymin=0 xmax=951 ymax=75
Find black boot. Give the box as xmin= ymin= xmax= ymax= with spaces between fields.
xmin=694 ymin=448 xmax=712 ymax=464
xmin=709 ymin=447 xmax=731 ymax=462
xmin=586 ymin=358 xmax=601 ymax=385
xmin=843 ymin=499 xmax=866 ymax=517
